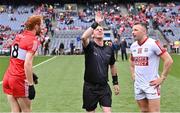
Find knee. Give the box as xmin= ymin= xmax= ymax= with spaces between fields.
xmin=149 ymin=107 xmax=160 ymax=112
xmin=21 ymin=108 xmax=31 ymax=112
xmin=11 ymin=107 xmax=21 ymax=113
xmin=102 ymin=107 xmax=111 ymax=113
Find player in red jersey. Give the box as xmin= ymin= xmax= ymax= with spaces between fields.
xmin=2 ymin=15 xmax=43 ymax=112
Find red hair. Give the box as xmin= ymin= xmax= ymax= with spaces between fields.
xmin=25 ymin=15 xmax=42 ymax=30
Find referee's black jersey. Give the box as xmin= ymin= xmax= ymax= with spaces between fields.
xmin=83 ymin=41 xmax=116 ymax=85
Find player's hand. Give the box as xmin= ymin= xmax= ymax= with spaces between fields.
xmin=33 ymin=73 xmax=38 ymax=84
xmin=149 ymin=78 xmax=164 ymax=88
xmin=113 ymin=85 xmax=120 ymax=95
xmin=95 ymin=11 xmax=104 ymax=24
xmin=28 ymin=85 xmax=36 ymax=100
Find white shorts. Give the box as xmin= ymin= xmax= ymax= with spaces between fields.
xmin=134 ymin=85 xmax=161 ymax=100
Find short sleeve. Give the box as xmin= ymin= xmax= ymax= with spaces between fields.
xmin=27 ymin=39 xmax=39 ymax=53
xmin=153 ymin=40 xmax=166 ymax=56
xmin=83 ymin=41 xmax=94 ymax=54
xmin=109 ymin=48 xmax=116 ymax=65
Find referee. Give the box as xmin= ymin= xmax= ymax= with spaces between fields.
xmin=81 ymin=11 xmax=120 ymax=113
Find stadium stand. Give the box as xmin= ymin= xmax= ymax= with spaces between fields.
xmin=0 ymin=2 xmax=179 ymax=55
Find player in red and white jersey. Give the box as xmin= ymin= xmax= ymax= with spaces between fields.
xmin=2 ymin=15 xmax=43 ymax=112
xmin=129 ymin=22 xmax=173 ymax=112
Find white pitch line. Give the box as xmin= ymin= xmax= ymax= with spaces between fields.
xmin=33 ymin=56 xmax=57 ymax=68
xmin=0 ymin=56 xmax=57 ymax=85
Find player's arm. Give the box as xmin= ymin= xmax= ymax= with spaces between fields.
xmin=24 ymin=52 xmax=36 ymax=100
xmin=110 ymin=64 xmax=120 ymax=95
xmin=150 ymin=52 xmax=173 ymax=87
xmin=160 ymin=52 xmax=173 ymax=81
xmin=24 ymin=52 xmax=34 ymax=85
xmin=81 ymin=27 xmax=94 ymax=47
xmin=129 ymin=54 xmax=135 ymax=81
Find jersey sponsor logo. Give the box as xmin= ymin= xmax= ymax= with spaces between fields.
xmin=138 ymin=48 xmax=142 ymax=54
xmin=144 ymin=48 xmax=148 ymax=52
xmin=132 ymin=49 xmax=136 ymax=52
xmin=133 ymin=56 xmax=149 ymax=66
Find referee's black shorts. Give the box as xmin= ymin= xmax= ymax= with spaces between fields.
xmin=82 ymin=82 xmax=112 ymax=111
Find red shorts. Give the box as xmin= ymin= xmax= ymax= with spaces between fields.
xmin=3 ymin=74 xmax=28 ymax=98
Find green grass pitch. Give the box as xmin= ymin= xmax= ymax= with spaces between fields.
xmin=0 ymin=54 xmax=180 ymax=112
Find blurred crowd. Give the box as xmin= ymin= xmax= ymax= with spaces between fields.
xmin=0 ymin=2 xmax=179 ymax=55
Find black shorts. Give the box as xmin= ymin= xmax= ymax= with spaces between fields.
xmin=82 ymin=82 xmax=112 ymax=111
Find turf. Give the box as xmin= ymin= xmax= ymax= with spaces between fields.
xmin=0 ymin=56 xmax=52 ymax=80
xmin=159 ymin=54 xmax=180 ymax=78
xmin=0 ymin=55 xmax=180 ymax=112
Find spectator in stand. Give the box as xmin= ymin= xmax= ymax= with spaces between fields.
xmin=112 ymin=38 xmax=120 ymax=61
xmin=120 ymin=38 xmax=128 ymax=61
xmin=59 ymin=42 xmax=64 ymax=55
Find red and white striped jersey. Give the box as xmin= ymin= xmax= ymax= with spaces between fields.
xmin=4 ymin=30 xmax=39 ymax=79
